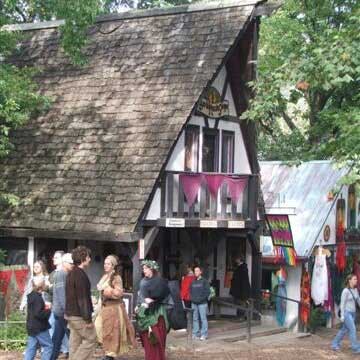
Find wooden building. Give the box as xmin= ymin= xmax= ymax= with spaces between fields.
xmin=0 ymin=0 xmax=270 ymax=309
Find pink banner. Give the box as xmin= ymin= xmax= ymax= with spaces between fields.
xmin=204 ymin=174 xmax=225 ymax=198
xmin=179 ymin=174 xmax=204 ymax=207
xmin=226 ymin=177 xmax=248 ymax=205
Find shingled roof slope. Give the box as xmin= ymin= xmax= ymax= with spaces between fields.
xmin=0 ymin=1 xmax=261 ymax=237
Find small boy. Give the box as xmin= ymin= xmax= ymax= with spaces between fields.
xmin=190 ymin=266 xmax=210 ymax=341
xmin=24 ymin=278 xmax=53 ymax=360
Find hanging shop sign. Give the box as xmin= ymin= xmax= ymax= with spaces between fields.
xmin=197 ymin=86 xmax=229 ymax=119
xmin=200 ymin=220 xmax=218 ymax=228
xmin=165 ymin=218 xmax=185 ymax=228
xmin=228 ymin=220 xmax=245 ymax=229
xmin=323 ymin=225 xmax=331 ymax=242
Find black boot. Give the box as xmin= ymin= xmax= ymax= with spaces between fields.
xmin=102 ymin=356 xmax=114 ymax=360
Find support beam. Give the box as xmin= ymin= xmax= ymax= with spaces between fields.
xmin=27 ymin=237 xmax=35 ymax=271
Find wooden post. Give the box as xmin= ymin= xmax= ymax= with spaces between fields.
xmin=247 ymin=299 xmax=253 ymax=343
xmin=186 ymin=308 xmax=194 ymax=345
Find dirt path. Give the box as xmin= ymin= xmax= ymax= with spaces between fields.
xmin=0 ymin=328 xmax=358 ymax=359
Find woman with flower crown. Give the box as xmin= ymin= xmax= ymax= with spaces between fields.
xmin=136 ymin=260 xmax=170 ymax=360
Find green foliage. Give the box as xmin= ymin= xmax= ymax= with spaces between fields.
xmin=243 ymin=0 xmax=360 ymax=179
xmin=0 ymin=311 xmax=27 ymax=350
xmin=309 ymin=306 xmax=326 ymax=333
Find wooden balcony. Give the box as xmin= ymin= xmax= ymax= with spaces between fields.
xmin=154 ymin=171 xmax=258 ymax=229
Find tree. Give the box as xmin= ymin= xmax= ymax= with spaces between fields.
xmin=242 ymin=0 xmax=360 ymax=181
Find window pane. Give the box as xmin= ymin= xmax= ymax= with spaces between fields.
xmin=222 ymin=132 xmax=234 ymax=173
xmin=202 ymin=130 xmax=218 ymax=172
xmin=184 ymin=126 xmax=199 ymax=171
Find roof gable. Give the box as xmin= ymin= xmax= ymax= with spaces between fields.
xmin=0 ymin=1 xmax=261 ymax=236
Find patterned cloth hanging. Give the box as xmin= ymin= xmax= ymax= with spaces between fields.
xmin=266 ymin=214 xmax=297 ymax=266
xmin=300 ymin=269 xmax=311 ymax=326
xmin=276 ymin=267 xmax=287 ymax=326
xmin=336 ymin=222 xmax=347 ymax=272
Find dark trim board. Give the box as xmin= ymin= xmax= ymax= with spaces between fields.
xmin=0 ymin=228 xmax=141 ymax=243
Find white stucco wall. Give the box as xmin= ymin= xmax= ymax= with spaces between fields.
xmin=285 ymin=265 xmax=302 ymax=329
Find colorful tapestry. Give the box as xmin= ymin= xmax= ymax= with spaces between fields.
xmin=266 ymin=214 xmax=297 ymax=266
xmin=276 ymin=267 xmax=287 ymax=326
xmin=266 ymin=214 xmax=294 ymax=248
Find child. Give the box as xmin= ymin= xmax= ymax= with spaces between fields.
xmin=24 ymin=278 xmax=53 ymax=360
xmin=190 ymin=266 xmax=210 ymax=341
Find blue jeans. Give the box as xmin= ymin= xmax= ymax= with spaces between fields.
xmin=49 ymin=312 xmax=68 ymax=354
xmin=332 ymin=311 xmax=360 ymax=352
xmin=24 ymin=330 xmax=53 ymax=360
xmin=192 ymin=303 xmax=208 ymax=338
xmin=51 ymin=314 xmax=70 ymax=360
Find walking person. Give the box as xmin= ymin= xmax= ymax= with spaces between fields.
xmin=136 ymin=260 xmax=170 ymax=360
xmin=65 ymin=246 xmax=96 ymax=360
xmin=332 ymin=274 xmax=360 ymax=353
xmin=50 ymin=253 xmax=74 ymax=360
xmin=180 ymin=265 xmax=196 ymax=309
xmin=190 ymin=266 xmax=210 ymax=341
xmin=95 ymin=255 xmax=136 ymax=360
xmin=24 ymin=278 xmax=53 ymax=360
xmin=229 ymin=256 xmax=251 ymax=319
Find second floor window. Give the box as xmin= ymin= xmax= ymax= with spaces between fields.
xmin=202 ymin=128 xmax=219 ymax=172
xmin=221 ymin=131 xmax=235 ymax=173
xmin=184 ymin=125 xmax=199 ymax=172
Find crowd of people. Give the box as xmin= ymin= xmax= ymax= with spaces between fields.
xmin=21 ymin=246 xmax=221 ymax=360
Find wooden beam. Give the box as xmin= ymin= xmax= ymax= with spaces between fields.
xmin=0 ymin=227 xmax=140 ymax=243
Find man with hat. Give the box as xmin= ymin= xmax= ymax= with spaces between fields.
xmin=50 ymin=253 xmax=74 ymax=360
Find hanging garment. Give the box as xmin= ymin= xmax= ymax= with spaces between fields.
xmin=179 ymin=174 xmax=203 ymax=207
xmin=353 ymin=256 xmax=360 ymax=292
xmin=276 ymin=267 xmax=287 ymax=327
xmin=331 ymin=265 xmax=344 ymax=306
xmin=336 ymin=241 xmax=347 ymax=272
xmin=323 ymin=262 xmax=333 ymax=315
xmin=311 ymin=254 xmax=328 ymax=306
xmin=204 ymin=174 xmax=225 ymax=199
xmin=300 ymin=270 xmax=311 ymax=326
xmin=225 ymin=177 xmax=248 ymax=205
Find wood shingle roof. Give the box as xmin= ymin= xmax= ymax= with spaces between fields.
xmin=0 ymin=0 xmax=262 ymax=238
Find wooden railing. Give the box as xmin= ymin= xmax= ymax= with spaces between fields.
xmin=160 ymin=171 xmax=258 ymax=223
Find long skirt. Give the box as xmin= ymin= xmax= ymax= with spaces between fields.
xmin=140 ymin=316 xmax=167 ymax=360
xmin=95 ymin=302 xmax=136 ymax=357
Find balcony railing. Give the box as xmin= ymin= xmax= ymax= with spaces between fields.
xmin=159 ymin=171 xmax=258 ymax=225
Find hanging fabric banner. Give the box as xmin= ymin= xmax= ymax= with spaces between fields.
xmin=276 ymin=267 xmax=287 ymax=326
xmin=179 ymin=173 xmax=203 ymax=207
xmin=266 ymin=214 xmax=295 ymax=248
xmin=300 ymin=269 xmax=311 ymax=326
xmin=14 ymin=268 xmax=30 ymax=294
xmin=266 ymin=214 xmax=297 ymax=266
xmin=225 ymin=177 xmax=248 ymax=205
xmin=204 ymin=174 xmax=225 ymax=199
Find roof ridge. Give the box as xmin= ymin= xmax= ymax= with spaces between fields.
xmin=4 ymin=0 xmax=262 ymax=32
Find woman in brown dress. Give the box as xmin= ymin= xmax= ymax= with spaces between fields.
xmin=95 ymin=255 xmax=136 ymax=360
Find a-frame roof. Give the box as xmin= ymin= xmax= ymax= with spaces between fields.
xmin=0 ymin=1 xmax=263 ymax=239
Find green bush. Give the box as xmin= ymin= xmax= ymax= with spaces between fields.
xmin=0 ymin=311 xmax=27 ymax=350
xmin=309 ymin=307 xmax=326 ymax=334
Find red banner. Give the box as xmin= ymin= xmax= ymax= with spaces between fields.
xmin=0 ymin=270 xmax=13 ymax=295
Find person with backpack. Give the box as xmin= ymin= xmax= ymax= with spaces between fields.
xmin=332 ymin=273 xmax=360 ymax=353
xmin=24 ymin=278 xmax=53 ymax=360
xmin=136 ymin=260 xmax=170 ymax=360
xmin=190 ymin=266 xmax=210 ymax=341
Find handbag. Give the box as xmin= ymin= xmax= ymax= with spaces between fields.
xmin=338 ymin=288 xmax=359 ymax=318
